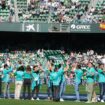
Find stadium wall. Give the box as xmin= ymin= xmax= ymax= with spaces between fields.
xmin=0 ymin=23 xmax=105 ymax=33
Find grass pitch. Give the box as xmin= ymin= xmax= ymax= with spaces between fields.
xmin=0 ymin=84 xmax=101 ymax=105
xmin=0 ymin=99 xmax=104 ymax=105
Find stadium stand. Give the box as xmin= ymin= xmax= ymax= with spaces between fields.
xmin=0 ymin=0 xmax=104 ymax=23
xmin=0 ymin=0 xmax=15 ymax=22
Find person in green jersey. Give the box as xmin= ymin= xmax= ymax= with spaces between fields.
xmin=85 ymin=62 xmax=96 ymax=103
xmin=51 ymin=64 xmax=67 ymax=102
xmin=59 ymin=61 xmax=69 ymax=102
xmin=50 ymin=65 xmax=60 ymax=101
xmin=31 ymin=65 xmax=42 ymax=101
xmin=14 ymin=66 xmax=24 ymax=99
xmin=74 ymin=64 xmax=83 ymax=102
xmin=97 ymin=64 xmax=105 ymax=102
xmin=2 ymin=64 xmax=13 ymax=98
xmin=46 ymin=62 xmax=54 ymax=100
xmin=23 ymin=65 xmax=32 ymax=100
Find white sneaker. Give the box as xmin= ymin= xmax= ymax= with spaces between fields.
xmin=31 ymin=98 xmax=34 ymax=100
xmin=101 ymin=100 xmax=104 ymax=103
xmin=36 ymin=98 xmax=40 ymax=101
xmin=60 ymin=98 xmax=64 ymax=102
xmin=97 ymin=98 xmax=100 ymax=101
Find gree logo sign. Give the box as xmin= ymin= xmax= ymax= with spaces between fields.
xmin=70 ymin=24 xmax=91 ymax=32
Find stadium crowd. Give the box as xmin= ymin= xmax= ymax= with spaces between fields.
xmin=0 ymin=0 xmax=105 ymax=23
xmin=0 ymin=49 xmax=105 ymax=103
xmin=0 ymin=0 xmax=15 ymax=22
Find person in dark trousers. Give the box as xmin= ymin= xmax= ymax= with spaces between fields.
xmin=97 ymin=64 xmax=105 ymax=102
xmin=50 ymin=65 xmax=63 ymax=102
xmin=23 ymin=65 xmax=32 ymax=100
xmin=31 ymin=65 xmax=41 ymax=101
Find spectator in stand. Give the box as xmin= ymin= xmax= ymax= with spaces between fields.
xmin=0 ymin=16 xmax=3 ymax=22
xmin=1 ymin=0 xmax=6 ymax=9
xmin=28 ymin=0 xmax=35 ymax=11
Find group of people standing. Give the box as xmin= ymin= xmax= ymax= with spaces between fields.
xmin=0 ymin=60 xmax=69 ymax=102
xmin=0 ymin=59 xmax=105 ymax=103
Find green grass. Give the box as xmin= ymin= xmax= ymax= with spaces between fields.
xmin=2 ymin=83 xmax=100 ymax=95
xmin=0 ymin=99 xmax=104 ymax=105
xmin=0 ymin=83 xmax=101 ymax=105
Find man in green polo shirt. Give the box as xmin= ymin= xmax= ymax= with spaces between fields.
xmin=85 ymin=62 xmax=96 ymax=103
